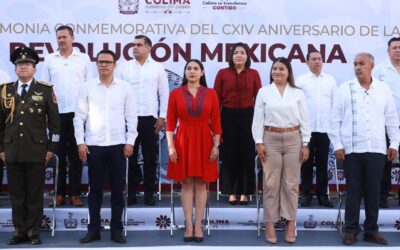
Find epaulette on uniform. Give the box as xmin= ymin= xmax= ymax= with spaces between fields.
xmin=37 ymin=80 xmax=53 ymax=87
xmin=0 ymin=82 xmax=13 ymax=86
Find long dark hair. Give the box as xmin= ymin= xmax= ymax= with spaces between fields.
xmin=181 ymin=59 xmax=207 ymax=87
xmin=228 ymin=42 xmax=251 ymax=69
xmin=269 ymin=57 xmax=297 ymax=88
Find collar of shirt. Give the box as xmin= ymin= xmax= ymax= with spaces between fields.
xmin=228 ymin=67 xmax=248 ymax=75
xmin=352 ymin=77 xmax=377 ymax=92
xmin=271 ymin=81 xmax=290 ymax=97
xmin=383 ymin=60 xmax=400 ymax=73
xmin=54 ymin=49 xmax=80 ymax=59
xmin=18 ymin=79 xmax=33 ymax=86
xmin=305 ymin=71 xmax=328 ymax=79
xmin=96 ymin=77 xmax=118 ymax=87
xmin=17 ymin=79 xmax=33 ymax=95
xmin=132 ymin=57 xmax=152 ymax=66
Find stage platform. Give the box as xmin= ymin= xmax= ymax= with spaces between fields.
xmin=0 ymin=192 xmax=399 ymax=248
xmin=1 ymin=230 xmax=400 ymax=249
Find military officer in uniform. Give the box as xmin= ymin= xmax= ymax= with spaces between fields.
xmin=0 ymin=46 xmax=60 ymax=245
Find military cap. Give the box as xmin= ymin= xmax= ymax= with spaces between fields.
xmin=10 ymin=46 xmax=39 ymax=65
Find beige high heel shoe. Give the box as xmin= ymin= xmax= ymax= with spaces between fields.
xmin=265 ymin=222 xmax=277 ymax=244
xmin=285 ymin=221 xmax=296 ymax=243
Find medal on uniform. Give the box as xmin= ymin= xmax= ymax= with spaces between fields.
xmin=37 ymin=108 xmax=42 ymax=114
xmin=32 ymin=95 xmax=43 ymax=101
xmin=29 ymin=108 xmax=34 ymax=113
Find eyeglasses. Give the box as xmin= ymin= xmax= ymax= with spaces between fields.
xmin=97 ymin=61 xmax=114 ymax=66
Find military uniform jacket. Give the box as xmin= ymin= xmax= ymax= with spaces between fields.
xmin=0 ymin=79 xmax=60 ymax=163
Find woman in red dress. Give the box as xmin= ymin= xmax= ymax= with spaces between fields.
xmin=166 ymin=59 xmax=222 ymax=242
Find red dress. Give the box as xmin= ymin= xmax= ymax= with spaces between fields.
xmin=166 ymin=86 xmax=222 ymax=182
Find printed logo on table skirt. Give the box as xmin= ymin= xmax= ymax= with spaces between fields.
xmin=156 ymin=215 xmax=171 ymax=229
xmin=320 ymin=221 xmax=337 ymax=229
xmin=274 ymin=217 xmax=288 ymax=230
xmin=41 ymin=215 xmax=51 ymax=230
xmin=0 ymin=218 xmax=14 ymax=229
xmin=64 ymin=212 xmax=78 ymax=229
xmin=395 ymin=219 xmax=400 ymax=230
xmin=303 ymin=214 xmax=317 ymax=229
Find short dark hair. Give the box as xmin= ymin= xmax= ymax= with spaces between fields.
xmin=56 ymin=25 xmax=74 ymax=37
xmin=388 ymin=37 xmax=400 ymax=47
xmin=306 ymin=51 xmax=321 ymax=61
xmin=134 ymin=35 xmax=152 ymax=47
xmin=181 ymin=59 xmax=207 ymax=87
xmin=96 ymin=49 xmax=117 ymax=63
xmin=228 ymin=42 xmax=251 ymax=69
xmin=269 ymin=57 xmax=297 ymax=88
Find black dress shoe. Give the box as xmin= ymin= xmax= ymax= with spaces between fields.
xmin=379 ymin=199 xmax=389 ymax=208
xmin=239 ymin=200 xmax=249 ymax=206
xmin=342 ymin=233 xmax=357 ymax=245
xmin=127 ymin=196 xmax=137 ymax=205
xmin=239 ymin=195 xmax=249 ymax=205
xmin=301 ymin=193 xmax=312 ymax=207
xmin=363 ymin=233 xmax=388 ymax=245
xmin=183 ymin=226 xmax=194 ymax=242
xmin=7 ymin=236 xmax=29 ymax=245
xmin=30 ymin=235 xmax=41 ymax=245
xmin=193 ymin=236 xmax=204 ymax=243
xmin=317 ymin=195 xmax=334 ymax=208
xmin=228 ymin=195 xmax=238 ymax=205
xmin=111 ymin=232 xmax=127 ymax=244
xmin=183 ymin=236 xmax=193 ymax=242
xmin=79 ymin=232 xmax=101 ymax=243
xmin=144 ymin=196 xmax=156 ymax=206
xmin=193 ymin=228 xmax=204 ymax=243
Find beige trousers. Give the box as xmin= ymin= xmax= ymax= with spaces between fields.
xmin=262 ymin=130 xmax=301 ymax=222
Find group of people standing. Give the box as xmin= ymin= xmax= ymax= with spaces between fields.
xmin=163 ymin=38 xmax=400 ymax=245
xmin=0 ymin=28 xmax=168 ymax=245
xmin=0 ymin=28 xmax=399 ymax=246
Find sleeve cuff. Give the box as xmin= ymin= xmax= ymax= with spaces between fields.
xmin=389 ymin=142 xmax=399 ymax=150
xmin=126 ymin=139 xmax=135 ymax=145
xmin=332 ymin=142 xmax=344 ymax=151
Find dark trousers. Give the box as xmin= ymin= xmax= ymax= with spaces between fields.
xmin=380 ymin=133 xmax=395 ymax=200
xmin=380 ymin=160 xmax=392 ymax=199
xmin=300 ymin=132 xmax=330 ymax=195
xmin=0 ymin=161 xmax=4 ymax=192
xmin=7 ymin=163 xmax=44 ymax=237
xmin=87 ymin=145 xmax=125 ymax=233
xmin=57 ymin=113 xmax=82 ymax=196
xmin=343 ymin=153 xmax=385 ymax=235
xmin=128 ymin=116 xmax=158 ymax=197
xmin=220 ymin=107 xmax=255 ymax=195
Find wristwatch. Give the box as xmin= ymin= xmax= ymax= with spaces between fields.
xmin=302 ymin=142 xmax=309 ymax=147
